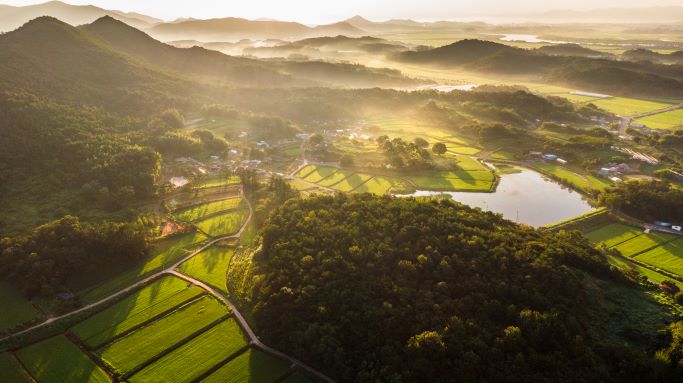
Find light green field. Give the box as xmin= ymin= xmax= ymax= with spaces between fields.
xmin=195 ymin=209 xmax=249 ymax=237
xmin=554 ymin=93 xmax=602 ymax=103
xmin=585 ymin=224 xmax=644 ymax=248
xmin=17 ymin=336 xmax=110 ymax=383
xmin=635 ymin=108 xmax=683 ymax=131
xmin=353 ymin=176 xmax=395 ymax=195
xmin=592 ymin=97 xmax=672 ymax=117
xmin=287 ymin=178 xmax=316 ymax=191
xmin=533 ymin=163 xmax=610 ymax=192
xmin=294 ymin=165 xmax=316 ymax=178
xmin=330 ymin=173 xmax=373 ymax=192
xmin=0 ymin=282 xmax=40 ymax=333
xmin=367 ymin=117 xmax=460 ymax=143
xmin=72 ymin=277 xmax=205 ymax=348
xmin=317 ymin=170 xmax=354 ymax=187
xmin=199 ymin=349 xmax=290 ymax=383
xmin=447 ymin=145 xmax=481 ymax=155
xmin=98 ymin=296 xmax=229 ymax=375
xmin=606 ymin=254 xmax=683 ymax=289
xmin=406 ymin=170 xmax=495 ymax=191
xmin=179 ymin=247 xmax=234 ymax=293
xmin=634 ymin=239 xmax=683 ymax=276
xmin=0 ymin=353 xmax=32 ymax=383
xmin=77 ymin=232 xmax=207 ymax=303
xmin=174 ymin=197 xmax=244 ymax=222
xmin=129 ymin=319 xmax=248 ymax=383
xmin=453 ymin=156 xmax=489 ymax=171
xmin=195 ymin=176 xmax=240 ymax=189
xmin=302 ymin=166 xmax=338 ymax=183
xmin=612 ymin=232 xmax=676 ymax=258
xmin=282 ymin=372 xmax=317 ymax=383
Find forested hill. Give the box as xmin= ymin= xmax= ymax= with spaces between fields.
xmin=394 ymin=39 xmax=683 ymax=98
xmin=0 ymin=16 xmax=194 ymax=115
xmin=249 ymin=194 xmax=683 ymax=382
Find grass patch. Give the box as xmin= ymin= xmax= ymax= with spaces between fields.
xmin=591 ymin=97 xmax=672 ymax=117
xmin=75 ymin=232 xmax=208 ymax=303
xmin=287 ymin=178 xmax=316 ymax=191
xmin=447 ymin=146 xmax=481 ymax=155
xmin=174 ymin=197 xmax=244 ymax=222
xmin=17 ymin=336 xmax=110 ymax=383
xmin=129 ymin=319 xmax=248 ymax=383
xmin=0 ymin=282 xmax=40 ymax=333
xmin=316 ymin=170 xmax=354 ymax=187
xmin=634 ymin=239 xmax=683 ymax=276
xmin=71 ymin=276 xmax=205 ymax=348
xmin=635 ymin=108 xmax=683 ymax=131
xmin=453 ymin=156 xmax=489 ymax=171
xmin=199 ymin=348 xmax=290 ymax=383
xmin=195 ymin=209 xmax=249 ymax=237
xmin=195 ymin=176 xmax=241 ymax=189
xmin=0 ymin=353 xmax=32 ymax=383
xmin=178 ymin=247 xmax=234 ymax=293
xmin=98 ymin=296 xmax=230 ymax=375
xmin=294 ymin=165 xmax=316 ymax=179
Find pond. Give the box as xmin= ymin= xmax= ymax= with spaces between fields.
xmin=401 ymin=167 xmax=594 ymax=227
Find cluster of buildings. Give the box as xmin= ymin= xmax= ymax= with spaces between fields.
xmin=530 ymin=152 xmax=568 ymax=165
xmin=598 ymin=163 xmax=633 ymax=183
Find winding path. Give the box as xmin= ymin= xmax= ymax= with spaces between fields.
xmin=1 ymin=188 xmax=334 ymax=382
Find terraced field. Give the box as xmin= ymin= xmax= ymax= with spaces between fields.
xmin=353 ymin=176 xmax=396 ymax=194
xmin=129 ymin=319 xmax=248 ymax=383
xmin=585 ymin=223 xmax=645 ymax=248
xmin=0 ymin=282 xmax=40 ymax=333
xmin=635 ymin=108 xmax=683 ymax=131
xmin=200 ymin=349 xmax=290 ymax=383
xmin=98 ymin=296 xmax=230 ymax=375
xmin=17 ymin=336 xmax=110 ymax=383
xmin=611 ymin=232 xmax=675 ymax=258
xmin=634 ymin=239 xmax=683 ymax=276
xmin=533 ymin=163 xmax=611 ymax=192
xmin=301 ymin=166 xmax=338 ymax=183
xmin=317 ymin=169 xmax=354 ymax=187
xmin=195 ymin=176 xmax=241 ymax=189
xmin=179 ymin=247 xmax=235 ymax=293
xmin=195 ymin=209 xmax=250 ymax=237
xmin=331 ymin=173 xmax=373 ymax=192
xmin=406 ymin=170 xmax=495 ymax=191
xmin=72 ymin=276 xmax=205 ymax=348
xmin=0 ymin=353 xmax=32 ymax=383
xmin=174 ymin=197 xmax=244 ymax=222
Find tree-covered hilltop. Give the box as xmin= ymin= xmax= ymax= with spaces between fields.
xmin=600 ymin=180 xmax=683 ymax=223
xmin=249 ymin=194 xmax=682 ymax=382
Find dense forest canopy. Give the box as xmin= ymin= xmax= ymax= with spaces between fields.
xmin=600 ymin=180 xmax=683 ymax=223
xmin=249 ymin=194 xmax=682 ymax=382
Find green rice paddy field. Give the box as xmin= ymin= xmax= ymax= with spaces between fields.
xmin=195 ymin=209 xmax=250 ymax=237
xmin=174 ymin=197 xmax=244 ymax=222
xmin=406 ymin=170 xmax=495 ymax=191
xmin=584 ymin=223 xmax=683 ymax=280
xmin=0 ymin=282 xmax=40 ymax=333
xmin=98 ymin=296 xmax=230 ymax=375
xmin=179 ymin=247 xmax=235 ymax=293
xmin=129 ymin=319 xmax=247 ymax=383
xmin=72 ymin=276 xmax=205 ymax=348
xmin=195 ymin=176 xmax=241 ymax=189
xmin=17 ymin=336 xmax=110 ymax=383
xmin=199 ymin=349 xmax=290 ymax=383
xmin=532 ymin=163 xmax=612 ymax=192
xmin=0 ymin=353 xmax=32 ymax=383
xmin=635 ymin=108 xmax=683 ymax=131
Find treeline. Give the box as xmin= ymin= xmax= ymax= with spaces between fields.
xmin=600 ymin=180 xmax=683 ymax=222
xmin=247 ymin=194 xmax=682 ymax=382
xmin=377 ymin=136 xmax=433 ymax=170
xmin=0 ymin=216 xmax=148 ymax=297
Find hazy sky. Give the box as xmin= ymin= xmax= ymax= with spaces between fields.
xmin=3 ymin=0 xmax=683 ymax=23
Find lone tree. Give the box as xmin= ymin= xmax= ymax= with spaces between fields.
xmin=432 ymin=143 xmax=447 ymax=156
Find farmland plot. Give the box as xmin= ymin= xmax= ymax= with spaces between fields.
xmin=0 ymin=353 xmax=32 ymax=383
xmin=179 ymin=247 xmax=235 ymax=293
xmin=129 ymin=319 xmax=248 ymax=383
xmin=72 ymin=277 xmax=204 ymax=348
xmin=0 ymin=282 xmax=40 ymax=333
xmin=98 ymin=296 xmax=230 ymax=375
xmin=174 ymin=197 xmax=244 ymax=222
xmin=585 ymin=224 xmax=645 ymax=248
xmin=634 ymin=239 xmax=683 ymax=276
xmin=17 ymin=336 xmax=110 ymax=383
xmin=611 ymin=232 xmax=677 ymax=258
xmin=195 ymin=209 xmax=250 ymax=237
xmin=199 ymin=349 xmax=290 ymax=383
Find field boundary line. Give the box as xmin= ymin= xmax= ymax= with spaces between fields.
xmin=65 ymin=332 xmax=116 ymax=383
xmin=9 ymin=352 xmax=37 ymax=383
xmin=186 ymin=346 xmax=251 ymax=383
xmin=123 ymin=315 xmax=231 ymax=379
xmin=88 ymin=293 xmax=210 ymax=351
xmin=603 ymin=233 xmax=646 ymax=250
